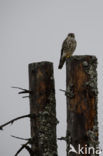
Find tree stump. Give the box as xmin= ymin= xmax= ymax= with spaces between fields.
xmin=66 ymin=56 xmax=98 ymax=156
xmin=29 ymin=62 xmax=58 ymax=156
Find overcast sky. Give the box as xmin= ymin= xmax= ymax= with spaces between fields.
xmin=0 ymin=0 xmax=103 ymax=156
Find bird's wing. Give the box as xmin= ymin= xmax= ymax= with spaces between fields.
xmin=61 ymin=38 xmax=68 ymax=53
xmin=58 ymin=39 xmax=67 ymax=69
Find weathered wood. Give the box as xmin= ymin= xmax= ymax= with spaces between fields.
xmin=66 ymin=56 xmax=98 ymax=156
xmin=29 ymin=62 xmax=58 ymax=156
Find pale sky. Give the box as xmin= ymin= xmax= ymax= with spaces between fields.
xmin=0 ymin=0 xmax=103 ymax=156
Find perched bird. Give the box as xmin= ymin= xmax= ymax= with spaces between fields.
xmin=58 ymin=33 xmax=77 ymax=69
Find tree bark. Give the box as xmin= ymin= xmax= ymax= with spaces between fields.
xmin=29 ymin=61 xmax=58 ymax=156
xmin=66 ymin=56 xmax=98 ymax=156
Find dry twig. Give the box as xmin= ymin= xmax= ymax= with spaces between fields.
xmin=12 ymin=86 xmax=32 ymax=94
xmin=0 ymin=114 xmax=36 ymax=130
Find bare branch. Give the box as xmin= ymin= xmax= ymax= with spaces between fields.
xmin=0 ymin=114 xmax=36 ymax=130
xmin=22 ymin=96 xmax=30 ymax=98
xmin=12 ymin=86 xmax=32 ymax=94
xmin=25 ymin=145 xmax=34 ymax=155
xmin=58 ymin=136 xmax=66 ymax=141
xmin=59 ymin=89 xmax=74 ymax=98
xmin=11 ymin=135 xmax=30 ymax=141
xmin=15 ymin=140 xmax=30 ymax=156
xmin=59 ymin=89 xmax=67 ymax=93
xmin=14 ymin=137 xmax=35 ymax=156
xmin=59 ymin=89 xmax=68 ymax=97
xmin=19 ymin=91 xmax=31 ymax=94
xmin=12 ymin=86 xmax=27 ymax=90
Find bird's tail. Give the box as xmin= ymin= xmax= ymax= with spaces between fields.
xmin=58 ymin=57 xmax=65 ymax=69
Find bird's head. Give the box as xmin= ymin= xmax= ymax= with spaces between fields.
xmin=68 ymin=33 xmax=75 ymax=38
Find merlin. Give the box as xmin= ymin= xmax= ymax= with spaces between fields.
xmin=58 ymin=33 xmax=77 ymax=69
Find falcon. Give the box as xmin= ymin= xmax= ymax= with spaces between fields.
xmin=58 ymin=33 xmax=77 ymax=69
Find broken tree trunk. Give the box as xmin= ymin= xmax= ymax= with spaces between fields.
xmin=66 ymin=56 xmax=98 ymax=156
xmin=29 ymin=62 xmax=58 ymax=156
